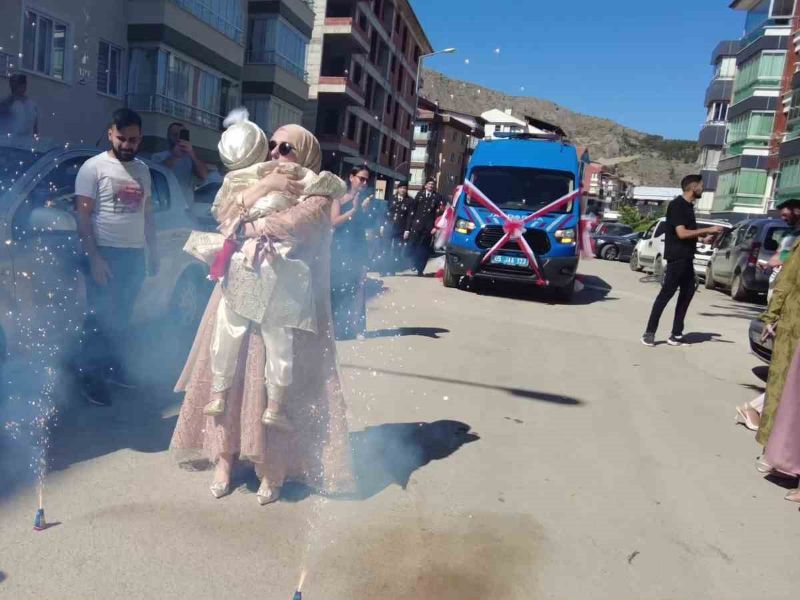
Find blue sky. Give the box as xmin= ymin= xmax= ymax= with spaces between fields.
xmin=410 ymin=0 xmax=745 ymax=141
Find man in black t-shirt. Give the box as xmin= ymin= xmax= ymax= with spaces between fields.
xmin=642 ymin=175 xmax=723 ymax=347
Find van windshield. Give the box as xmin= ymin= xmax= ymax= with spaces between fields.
xmin=468 ymin=166 xmax=575 ymax=213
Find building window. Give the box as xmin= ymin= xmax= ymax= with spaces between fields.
xmin=701 ymin=147 xmax=722 ymax=170
xmin=777 ymin=158 xmax=800 ymax=198
xmin=708 ymin=102 xmax=729 ymax=123
xmin=247 ymin=17 xmax=309 ymax=80
xmin=347 ymin=114 xmax=357 ymax=139
xmin=172 ymin=0 xmax=245 ymax=44
xmin=734 ymin=51 xmax=786 ymax=101
xmin=243 ymin=95 xmax=303 ymax=136
xmin=353 ymin=63 xmax=363 ymax=85
xmin=128 ymin=48 xmax=236 ymax=129
xmin=715 ymin=57 xmax=737 ymax=79
xmin=411 ymin=146 xmax=427 ymax=162
xmin=771 ymin=0 xmax=796 ymax=18
xmin=21 ymin=8 xmax=69 ymax=81
xmin=97 ymin=40 xmax=122 ymax=96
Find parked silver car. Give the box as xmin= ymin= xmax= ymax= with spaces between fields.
xmin=0 ymin=140 xmax=214 ymax=361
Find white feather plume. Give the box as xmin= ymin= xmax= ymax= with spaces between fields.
xmin=223 ymin=107 xmax=250 ymax=129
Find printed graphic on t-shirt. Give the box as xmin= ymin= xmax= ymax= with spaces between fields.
xmin=98 ymin=178 xmax=145 ymax=214
xmin=114 ymin=180 xmax=144 ymax=212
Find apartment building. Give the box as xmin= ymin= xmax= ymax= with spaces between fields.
xmin=243 ymin=0 xmax=313 ymax=140
xmin=773 ymin=10 xmax=800 ymax=205
xmin=696 ymin=40 xmax=740 ymax=213
xmin=715 ymin=0 xmax=796 ymax=213
xmin=0 ymin=0 xmax=312 ymax=164
xmin=409 ymin=97 xmax=485 ymax=199
xmin=305 ymin=0 xmax=432 ymax=197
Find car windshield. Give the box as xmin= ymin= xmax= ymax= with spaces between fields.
xmin=0 ymin=148 xmax=43 ymax=193
xmin=468 ymin=166 xmax=575 ymax=213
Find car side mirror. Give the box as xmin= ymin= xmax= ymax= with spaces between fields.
xmin=764 ymin=238 xmax=779 ymax=252
xmin=28 ymin=206 xmax=78 ymax=234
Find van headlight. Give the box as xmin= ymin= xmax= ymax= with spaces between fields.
xmin=455 ymin=219 xmax=476 ymax=234
xmin=555 ymin=228 xmax=576 ymax=244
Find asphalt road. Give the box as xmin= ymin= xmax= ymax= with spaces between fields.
xmin=1 ymin=258 xmax=797 ymax=600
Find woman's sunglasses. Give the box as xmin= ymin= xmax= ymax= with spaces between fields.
xmin=355 ymin=175 xmax=369 ymax=183
xmin=269 ymin=140 xmax=295 ymax=156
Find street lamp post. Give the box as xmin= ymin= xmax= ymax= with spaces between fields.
xmin=409 ymin=47 xmax=456 ymax=181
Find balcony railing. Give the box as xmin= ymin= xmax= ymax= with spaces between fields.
xmin=0 ymin=50 xmax=13 ymax=77
xmin=171 ymin=0 xmax=245 ymax=44
xmin=245 ymin=50 xmax=308 ymax=82
xmin=127 ymin=93 xmax=223 ymax=130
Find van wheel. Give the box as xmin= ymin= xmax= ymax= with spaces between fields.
xmin=654 ymin=256 xmax=665 ymax=285
xmin=629 ymin=251 xmax=642 ymax=272
xmin=443 ymin=263 xmax=459 ymax=288
xmin=705 ymin=265 xmax=715 ymax=289
xmin=731 ymin=272 xmax=749 ymax=301
xmin=554 ymin=278 xmax=575 ymax=303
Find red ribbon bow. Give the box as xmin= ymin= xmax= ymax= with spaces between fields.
xmin=461 ymin=180 xmax=581 ymax=285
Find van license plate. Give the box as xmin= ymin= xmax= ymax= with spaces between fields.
xmin=491 ymin=255 xmax=529 ymax=268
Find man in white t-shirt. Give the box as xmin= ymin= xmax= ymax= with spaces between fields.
xmin=75 ymin=108 xmax=157 ymax=406
xmin=0 ymin=74 xmax=39 ymax=136
xmin=151 ymin=122 xmax=208 ymax=204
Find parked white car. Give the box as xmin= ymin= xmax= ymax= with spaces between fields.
xmin=629 ymin=215 xmax=729 ymax=282
xmin=0 ymin=140 xmax=214 ymax=361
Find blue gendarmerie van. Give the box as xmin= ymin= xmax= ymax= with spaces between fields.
xmin=443 ymin=133 xmax=586 ymax=301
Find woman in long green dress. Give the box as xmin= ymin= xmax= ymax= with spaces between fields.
xmin=758 ymin=239 xmax=800 ymax=448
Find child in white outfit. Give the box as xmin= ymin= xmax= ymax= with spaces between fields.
xmin=199 ymin=110 xmax=345 ymax=431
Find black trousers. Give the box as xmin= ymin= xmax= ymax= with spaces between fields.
xmin=645 ymin=258 xmax=696 ymax=336
xmin=81 ymin=247 xmax=146 ymax=383
xmin=408 ymin=240 xmax=432 ymax=274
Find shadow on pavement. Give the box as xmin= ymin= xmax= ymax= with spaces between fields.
xmin=340 ymin=364 xmax=584 ymax=406
xmin=278 ymin=420 xmax=479 ymax=503
xmin=698 ymin=303 xmax=764 ymax=321
xmin=741 ymin=382 xmax=765 ymax=393
xmin=681 ymin=332 xmax=734 ymax=345
xmin=764 ymin=473 xmax=798 ymax=490
xmin=471 ymin=274 xmax=615 ymax=306
xmin=0 ymin=571 xmax=6 ymax=584
xmin=366 ymin=327 xmax=450 ymax=340
xmin=753 ymin=366 xmax=770 ymax=382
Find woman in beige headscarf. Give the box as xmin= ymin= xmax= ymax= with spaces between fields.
xmin=171 ymin=124 xmax=355 ymax=505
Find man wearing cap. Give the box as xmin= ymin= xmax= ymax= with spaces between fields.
xmin=0 ymin=73 xmax=39 ymax=136
xmin=404 ymin=177 xmax=444 ymax=276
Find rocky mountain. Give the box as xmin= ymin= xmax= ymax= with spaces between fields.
xmin=420 ymin=69 xmax=700 ymax=187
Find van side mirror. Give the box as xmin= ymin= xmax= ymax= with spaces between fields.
xmin=764 ymin=238 xmax=779 ymax=252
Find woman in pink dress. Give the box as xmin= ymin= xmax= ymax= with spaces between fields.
xmin=763 ymin=342 xmax=800 ymax=502
xmin=170 ymin=124 xmax=355 ymax=504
